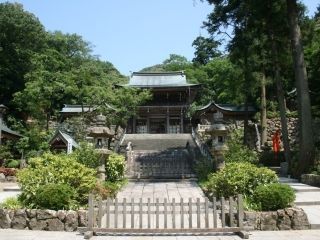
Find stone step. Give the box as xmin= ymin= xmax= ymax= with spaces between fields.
xmin=279 ymin=177 xmax=299 ymax=183
xmin=286 ymin=182 xmax=320 ymax=192
xmin=298 ymin=205 xmax=320 ymax=229
xmin=3 ymin=185 xmax=20 ymax=192
xmin=295 ymin=191 xmax=320 ymax=206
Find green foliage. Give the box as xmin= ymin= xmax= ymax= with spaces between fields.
xmin=194 ymin=157 xmax=214 ymax=182
xmin=104 ymin=179 xmax=128 ymax=198
xmin=34 ymin=183 xmax=76 ymax=210
xmin=0 ymin=2 xmax=46 ymax=104
xmin=17 ymin=152 xmax=97 ymax=208
xmin=106 ymin=153 xmax=126 ymax=182
xmin=192 ymin=36 xmax=221 ymax=65
xmin=0 ymin=145 xmax=13 ymax=166
xmin=225 ymin=129 xmax=258 ymax=164
xmin=73 ymin=142 xmax=100 ymax=168
xmin=204 ymin=162 xmax=278 ymax=198
xmin=250 ymin=183 xmax=295 ymax=211
xmin=0 ymin=197 xmax=23 ymax=210
xmin=4 ymin=159 xmax=20 ymax=168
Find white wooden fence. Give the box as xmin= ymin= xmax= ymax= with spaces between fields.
xmin=81 ymin=194 xmax=248 ymax=239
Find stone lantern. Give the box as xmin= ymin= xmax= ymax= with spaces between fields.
xmin=95 ymin=148 xmax=111 ymax=182
xmin=205 ymin=111 xmax=228 ymax=170
xmin=87 ymin=114 xmax=114 ymax=182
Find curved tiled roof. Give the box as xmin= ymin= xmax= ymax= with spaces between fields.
xmin=196 ymin=101 xmax=257 ymax=113
xmin=121 ymin=71 xmax=200 ymax=88
xmin=0 ymin=124 xmax=23 ymax=137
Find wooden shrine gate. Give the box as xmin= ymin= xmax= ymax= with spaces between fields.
xmin=80 ymin=194 xmax=249 ymax=239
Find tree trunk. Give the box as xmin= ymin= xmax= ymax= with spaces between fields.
xmin=260 ymin=71 xmax=267 ymax=147
xmin=243 ymin=50 xmax=250 ymax=147
xmin=287 ymin=0 xmax=315 ymax=175
xmin=270 ymin=35 xmax=291 ymax=171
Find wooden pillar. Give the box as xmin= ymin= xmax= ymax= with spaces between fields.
xmin=166 ymin=108 xmax=170 ymax=133
xmin=133 ymin=116 xmax=136 ymax=134
xmin=180 ymin=109 xmax=184 ymax=133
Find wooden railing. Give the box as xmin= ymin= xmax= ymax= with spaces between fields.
xmin=83 ymin=194 xmax=247 ymax=238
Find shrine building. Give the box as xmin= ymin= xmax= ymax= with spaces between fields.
xmin=122 ymin=72 xmax=201 ymax=134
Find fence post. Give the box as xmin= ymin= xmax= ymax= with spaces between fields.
xmin=84 ymin=194 xmax=95 ymax=239
xmin=229 ymin=197 xmax=234 ymax=227
xmin=205 ymin=198 xmax=209 ymax=228
xmin=123 ymin=198 xmax=127 ymax=229
xmin=221 ymin=197 xmax=225 ymax=227
xmin=237 ymin=194 xmax=244 ymax=229
xmin=88 ymin=194 xmax=94 ymax=230
xmin=98 ymin=197 xmax=103 ymax=228
xmin=188 ymin=198 xmax=192 ymax=228
xmin=180 ymin=198 xmax=184 ymax=229
xmin=213 ymin=197 xmax=217 ymax=228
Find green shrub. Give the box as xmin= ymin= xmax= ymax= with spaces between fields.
xmin=250 ymin=183 xmax=295 ymax=211
xmin=0 ymin=197 xmax=23 ymax=209
xmin=204 ymin=162 xmax=278 ymax=198
xmin=93 ymin=179 xmax=128 ymax=199
xmin=0 ymin=145 xmax=13 ymax=166
xmin=73 ymin=142 xmax=100 ymax=169
xmin=17 ymin=152 xmax=97 ymax=208
xmin=5 ymin=159 xmax=20 ymax=168
xmin=194 ymin=157 xmax=214 ymax=181
xmin=225 ymin=129 xmax=258 ymax=164
xmin=106 ymin=153 xmax=125 ymax=182
xmin=34 ymin=183 xmax=75 ymax=210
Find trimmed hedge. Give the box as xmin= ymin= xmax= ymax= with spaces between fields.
xmin=204 ymin=162 xmax=278 ymax=198
xmin=34 ymin=183 xmax=75 ymax=210
xmin=17 ymin=152 xmax=97 ymax=208
xmin=251 ymin=183 xmax=295 ymax=211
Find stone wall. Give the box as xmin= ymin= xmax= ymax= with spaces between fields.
xmin=265 ymin=117 xmax=298 ymax=149
xmin=0 ymin=209 xmax=87 ymax=231
xmin=243 ymin=207 xmax=309 ymax=231
xmin=1 ymin=207 xmax=309 ymax=232
xmin=301 ymin=174 xmax=320 ymax=187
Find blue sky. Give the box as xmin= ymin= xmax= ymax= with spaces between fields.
xmin=2 ymin=0 xmax=318 ymax=76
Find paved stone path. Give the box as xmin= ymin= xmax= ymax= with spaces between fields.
xmin=2 ymin=229 xmax=320 ymax=240
xmin=280 ymin=177 xmax=320 ymax=229
xmin=0 ymin=182 xmax=20 ymax=203
xmin=117 ymin=180 xmax=205 ymax=200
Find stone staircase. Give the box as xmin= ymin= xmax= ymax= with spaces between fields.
xmin=280 ymin=177 xmax=320 ymax=229
xmin=121 ymin=134 xmax=197 ymax=179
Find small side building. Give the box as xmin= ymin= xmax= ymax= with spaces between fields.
xmin=0 ymin=104 xmax=23 ymax=145
xmin=193 ymin=102 xmax=257 ymax=125
xmin=49 ymin=130 xmax=78 ymax=154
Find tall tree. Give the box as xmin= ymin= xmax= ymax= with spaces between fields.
xmin=192 ymin=36 xmax=221 ymax=65
xmin=0 ymin=2 xmax=46 ymax=105
xmin=286 ymin=0 xmax=315 ymax=175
